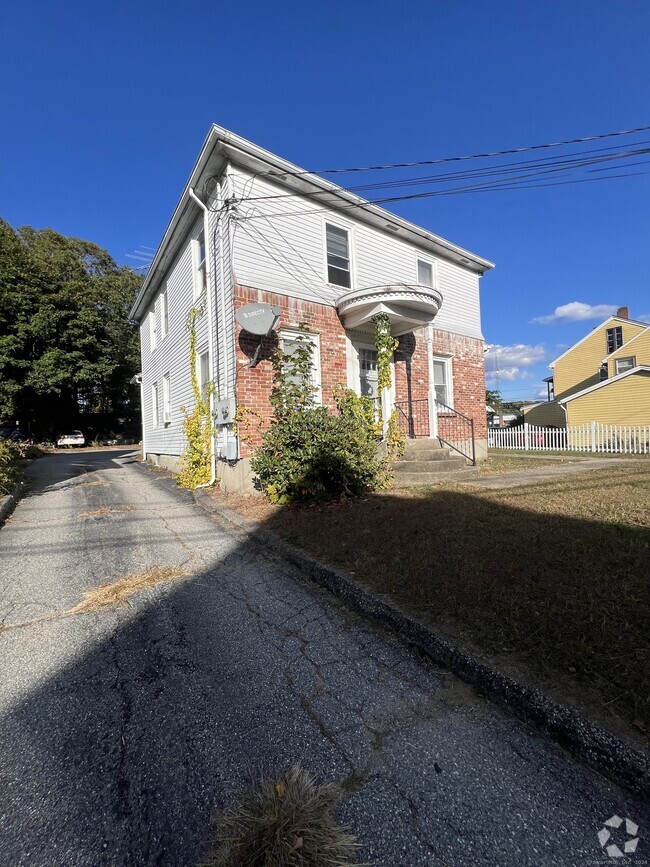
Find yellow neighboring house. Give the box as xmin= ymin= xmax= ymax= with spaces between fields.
xmin=523 ymin=306 xmax=650 ymax=428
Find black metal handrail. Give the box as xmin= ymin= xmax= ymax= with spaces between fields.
xmin=394 ymin=398 xmax=429 ymax=439
xmin=434 ymin=399 xmax=476 ymax=465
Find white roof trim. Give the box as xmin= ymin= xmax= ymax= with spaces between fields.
xmin=558 ymin=365 xmax=650 ymax=404
xmin=549 ymin=317 xmax=649 ymax=369
xmin=600 ymin=324 xmax=650 ymax=363
xmin=129 ymin=124 xmax=494 ymax=321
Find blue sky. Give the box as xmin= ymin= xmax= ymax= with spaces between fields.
xmin=2 ymin=0 xmax=649 ymax=400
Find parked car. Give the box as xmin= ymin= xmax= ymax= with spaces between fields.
xmin=57 ymin=430 xmax=86 ymax=448
xmin=0 ymin=427 xmax=33 ymax=445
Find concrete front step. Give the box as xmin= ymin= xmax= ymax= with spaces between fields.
xmin=403 ymin=438 xmax=444 ymax=452
xmin=392 ymin=466 xmax=480 ymax=487
xmin=393 ymin=456 xmax=467 ymax=474
xmin=401 ymin=447 xmax=451 ymax=461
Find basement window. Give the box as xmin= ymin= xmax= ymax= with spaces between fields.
xmin=606 ymin=326 xmax=623 ymax=353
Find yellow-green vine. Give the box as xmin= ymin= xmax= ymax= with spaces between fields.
xmin=372 ymin=312 xmax=398 ymax=392
xmin=178 ymin=305 xmax=217 ymax=489
xmin=385 ymin=409 xmax=406 ymax=459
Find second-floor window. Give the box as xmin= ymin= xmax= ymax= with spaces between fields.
xmin=193 ymin=231 xmax=206 ymax=300
xmin=162 ymin=373 xmax=171 ymax=423
xmin=152 ymin=382 xmax=159 ymax=427
xmin=161 ymin=289 xmax=169 ymax=339
xmin=606 ymin=326 xmax=623 ymax=353
xmin=417 ymin=258 xmax=434 ymax=288
xmin=325 ymin=223 xmax=351 ymax=288
xmin=149 ymin=306 xmax=157 ymax=351
xmin=616 ymin=356 xmax=636 ymax=375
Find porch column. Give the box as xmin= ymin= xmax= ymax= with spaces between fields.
xmin=426 ymin=325 xmax=438 ymax=439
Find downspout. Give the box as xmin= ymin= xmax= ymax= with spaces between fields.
xmin=426 ymin=325 xmax=438 ymax=439
xmin=188 ymin=186 xmax=217 ymax=488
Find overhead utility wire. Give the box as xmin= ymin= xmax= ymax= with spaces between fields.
xmin=264 ymin=124 xmax=650 ymax=177
xmin=241 ymin=140 xmax=650 ymax=202
xmin=242 ymin=157 xmax=650 ymax=221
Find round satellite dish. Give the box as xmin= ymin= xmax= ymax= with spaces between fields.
xmin=235 ymin=303 xmax=281 ymax=336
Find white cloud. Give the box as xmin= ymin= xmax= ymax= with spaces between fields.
xmin=531 ymin=301 xmax=617 ymax=325
xmin=638 ymin=314 xmax=650 ymax=324
xmin=484 ymin=343 xmax=546 ymax=385
xmin=536 ymin=388 xmax=549 ymax=398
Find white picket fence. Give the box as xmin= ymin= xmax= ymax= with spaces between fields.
xmin=488 ymin=422 xmax=650 ymax=454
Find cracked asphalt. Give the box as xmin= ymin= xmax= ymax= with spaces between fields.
xmin=0 ymin=450 xmax=647 ymax=866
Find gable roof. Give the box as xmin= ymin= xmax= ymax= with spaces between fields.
xmin=558 ymin=365 xmax=650 ymax=404
xmin=600 ymin=324 xmax=650 ymax=363
xmin=129 ymin=124 xmax=494 ymax=321
xmin=549 ymin=316 xmax=649 ymax=369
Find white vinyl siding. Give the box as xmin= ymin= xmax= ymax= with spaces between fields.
xmin=230 ymin=168 xmax=483 ymax=340
xmin=140 ymin=217 xmax=207 ymax=457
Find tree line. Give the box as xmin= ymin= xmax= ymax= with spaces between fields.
xmin=0 ymin=219 xmax=142 ymax=440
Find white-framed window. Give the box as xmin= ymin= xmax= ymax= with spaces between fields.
xmin=160 ymin=289 xmax=169 ymax=339
xmin=192 ymin=231 xmax=206 ymax=300
xmin=152 ymin=382 xmax=159 ymax=427
xmin=325 ymin=222 xmax=351 ymax=288
xmin=197 ymin=349 xmax=211 ymax=401
xmin=280 ymin=330 xmax=322 ymax=404
xmin=149 ymin=306 xmax=157 ymax=351
xmin=432 ymin=356 xmax=454 ymax=408
xmin=416 ymin=257 xmax=436 ymax=289
xmin=162 ymin=373 xmax=171 ymax=424
xmin=615 ymin=356 xmax=636 ymax=375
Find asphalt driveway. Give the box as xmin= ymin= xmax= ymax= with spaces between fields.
xmin=0 ymin=450 xmax=646 ymax=866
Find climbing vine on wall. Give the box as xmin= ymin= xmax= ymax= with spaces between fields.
xmin=372 ymin=313 xmax=398 ymax=393
xmin=178 ymin=305 xmax=216 ymax=489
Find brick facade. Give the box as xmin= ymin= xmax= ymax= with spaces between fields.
xmin=234 ymin=284 xmax=487 ymax=456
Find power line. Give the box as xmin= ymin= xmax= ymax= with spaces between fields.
xmin=264 ymin=124 xmax=650 ymax=177
xmin=240 ymin=163 xmax=650 ymax=222
xmin=241 ymin=140 xmax=650 ymax=204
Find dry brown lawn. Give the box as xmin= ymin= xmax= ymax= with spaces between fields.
xmin=216 ymin=461 xmax=650 ymax=739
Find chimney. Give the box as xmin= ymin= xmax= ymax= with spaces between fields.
xmin=617 ymin=306 xmax=629 ymax=319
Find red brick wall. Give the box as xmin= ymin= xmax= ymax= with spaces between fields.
xmin=234 ymin=285 xmax=487 ymax=455
xmin=234 ymin=285 xmax=347 ymax=455
xmin=394 ymin=329 xmax=487 ymax=439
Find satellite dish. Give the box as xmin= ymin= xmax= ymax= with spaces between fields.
xmin=236 ymin=303 xmax=281 ymax=336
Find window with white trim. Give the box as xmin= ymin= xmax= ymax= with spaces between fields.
xmin=149 ymin=306 xmax=157 ymax=351
xmin=280 ymin=331 xmax=322 ymax=404
xmin=432 ymin=356 xmax=453 ymax=408
xmin=197 ymin=350 xmax=211 ymax=401
xmin=192 ymin=231 xmax=206 ymax=300
xmin=161 ymin=289 xmax=169 ymax=339
xmin=162 ymin=373 xmax=171 ymax=424
xmin=615 ymin=356 xmax=636 ymax=375
xmin=152 ymin=382 xmax=159 ymax=427
xmin=417 ymin=258 xmax=434 ymax=288
xmin=325 ymin=223 xmax=351 ymax=288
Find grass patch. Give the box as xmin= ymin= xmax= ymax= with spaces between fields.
xmin=216 ymin=461 xmax=650 ymax=739
xmin=79 ymin=505 xmax=135 ymax=517
xmin=199 ymin=764 xmax=360 ymax=867
xmin=479 ymin=455 xmax=581 ymax=475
